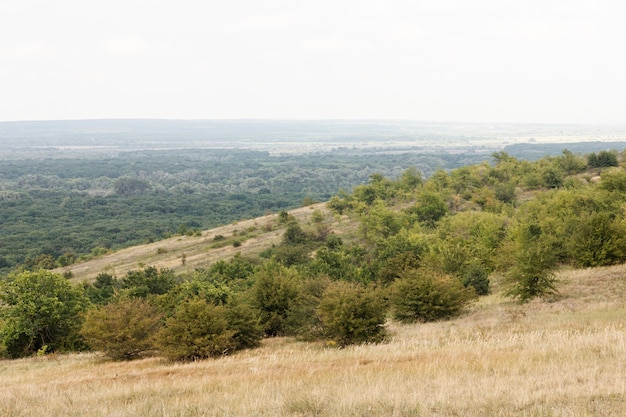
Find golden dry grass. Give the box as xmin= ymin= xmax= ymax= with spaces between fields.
xmin=2 ymin=264 xmax=626 ymax=416
xmin=55 ymin=202 xmax=357 ymax=283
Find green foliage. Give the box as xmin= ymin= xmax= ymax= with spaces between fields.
xmin=409 ymin=191 xmax=448 ymax=227
xmin=460 ymin=261 xmax=491 ymax=296
xmin=156 ymin=298 xmax=261 ymax=361
xmin=120 ymin=266 xmax=176 ymax=298
xmin=80 ymin=298 xmax=162 ymax=360
xmin=282 ymin=221 xmax=310 ymax=245
xmin=114 ymin=176 xmax=150 ymax=196
xmin=397 ymin=167 xmax=423 ymax=192
xmin=223 ymin=296 xmax=264 ymax=350
xmin=208 ymin=254 xmax=258 ymax=281
xmin=316 ymin=282 xmax=387 ymax=347
xmin=390 ymin=269 xmax=476 ymax=323
xmin=359 ymin=199 xmax=402 ymax=242
xmin=250 ymin=263 xmax=302 ymax=337
xmin=599 ymin=168 xmax=626 ymax=193
xmin=557 ymin=149 xmax=587 ymax=174
xmin=504 ymin=224 xmax=559 ymax=302
xmin=311 ymin=209 xmax=325 ymax=224
xmin=588 ymin=150 xmax=619 ymax=168
xmin=83 ymin=272 xmax=120 ymax=305
xmin=0 ymin=270 xmax=89 ymax=358
xmin=566 ymin=212 xmax=626 ymax=268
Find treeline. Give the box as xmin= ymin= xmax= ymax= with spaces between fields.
xmin=2 ymin=149 xmax=626 ymax=361
xmin=0 ymin=148 xmax=488 ymax=272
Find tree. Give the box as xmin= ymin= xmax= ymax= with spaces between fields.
xmin=250 ymin=263 xmax=302 ymax=336
xmin=282 ymin=221 xmax=310 ymax=245
xmin=114 ymin=176 xmax=150 ymax=196
xmin=588 ymin=150 xmax=619 ymax=168
xmin=0 ymin=270 xmax=89 ymax=358
xmin=409 ymin=191 xmax=448 ymax=227
xmin=121 ymin=266 xmax=176 ymax=298
xmin=83 ymin=272 xmax=120 ymax=305
xmin=504 ymin=224 xmax=559 ymax=302
xmin=80 ymin=298 xmax=162 ymax=360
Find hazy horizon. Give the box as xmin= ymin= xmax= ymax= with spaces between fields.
xmin=2 ymin=1 xmax=625 ymax=124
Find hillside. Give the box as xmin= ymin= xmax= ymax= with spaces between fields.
xmin=3 ymin=149 xmax=626 ymax=416
xmin=2 ymin=263 xmax=625 ymax=416
xmin=54 ymin=202 xmax=345 ymax=282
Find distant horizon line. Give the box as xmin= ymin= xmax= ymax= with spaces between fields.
xmin=2 ymin=118 xmax=625 ymax=127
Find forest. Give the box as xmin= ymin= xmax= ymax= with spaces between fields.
xmin=1 ymin=146 xmax=625 ymax=360
xmin=0 ymin=147 xmax=490 ymax=272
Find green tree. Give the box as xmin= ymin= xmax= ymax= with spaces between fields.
xmin=0 ymin=270 xmax=89 ymax=358
xmin=83 ymin=272 xmax=120 ymax=305
xmin=80 ymin=298 xmax=162 ymax=360
xmin=282 ymin=221 xmax=310 ymax=245
xmin=114 ymin=176 xmax=150 ymax=196
xmin=121 ymin=266 xmax=176 ymax=298
xmin=250 ymin=263 xmax=302 ymax=336
xmin=504 ymin=224 xmax=558 ymax=302
xmin=409 ymin=191 xmax=448 ymax=227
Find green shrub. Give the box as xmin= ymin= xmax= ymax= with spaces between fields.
xmin=391 ymin=269 xmax=476 ymax=323
xmin=504 ymin=247 xmax=558 ymax=302
xmin=121 ymin=266 xmax=176 ymax=298
xmin=460 ymin=261 xmax=491 ymax=296
xmin=80 ymin=298 xmax=162 ymax=360
xmin=250 ymin=264 xmax=302 ymax=337
xmin=223 ymin=297 xmax=263 ymax=350
xmin=316 ymin=282 xmax=387 ymax=347
xmin=0 ymin=270 xmax=89 ymax=358
xmin=156 ymin=298 xmax=260 ymax=361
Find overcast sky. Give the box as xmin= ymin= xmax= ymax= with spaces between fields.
xmin=1 ymin=0 xmax=625 ymax=124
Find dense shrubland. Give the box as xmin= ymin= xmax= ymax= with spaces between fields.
xmin=2 ymin=148 xmax=626 ymax=360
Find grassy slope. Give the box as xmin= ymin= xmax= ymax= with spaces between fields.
xmin=3 ymin=263 xmax=626 ymax=416
xmin=55 ymin=202 xmax=353 ymax=282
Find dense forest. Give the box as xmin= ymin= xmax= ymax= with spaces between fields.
xmin=2 ymin=146 xmax=626 ymax=360
xmin=0 ymin=148 xmax=491 ymax=272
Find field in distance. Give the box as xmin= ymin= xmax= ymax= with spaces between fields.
xmin=4 ymin=261 xmax=626 ymax=416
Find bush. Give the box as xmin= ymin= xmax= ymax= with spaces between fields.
xmin=156 ymin=298 xmax=260 ymax=361
xmin=460 ymin=261 xmax=490 ymax=296
xmin=316 ymin=282 xmax=387 ymax=347
xmin=0 ymin=270 xmax=89 ymax=358
xmin=120 ymin=266 xmax=176 ymax=298
xmin=390 ymin=269 xmax=476 ymax=323
xmin=505 ymin=247 xmax=558 ymax=302
xmin=80 ymin=298 xmax=162 ymax=360
xmin=250 ymin=264 xmax=302 ymax=337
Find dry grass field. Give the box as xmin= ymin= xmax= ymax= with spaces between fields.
xmin=2 ymin=263 xmax=625 ymax=416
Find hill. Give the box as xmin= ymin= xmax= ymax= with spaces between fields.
xmin=54 ymin=202 xmax=345 ymax=282
xmin=2 ymin=263 xmax=625 ymax=416
xmin=3 ymin=148 xmax=626 ymax=416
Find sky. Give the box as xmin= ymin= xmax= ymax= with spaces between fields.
xmin=1 ymin=0 xmax=625 ymax=124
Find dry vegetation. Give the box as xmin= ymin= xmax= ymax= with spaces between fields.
xmin=2 ymin=264 xmax=625 ymax=416
xmin=55 ymin=202 xmax=357 ymax=283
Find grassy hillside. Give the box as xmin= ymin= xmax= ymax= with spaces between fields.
xmin=4 ymin=150 xmax=626 ymax=416
xmin=54 ymin=202 xmax=348 ymax=283
xmin=2 ymin=264 xmax=625 ymax=416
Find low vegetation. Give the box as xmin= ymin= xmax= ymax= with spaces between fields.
xmin=1 ymin=148 xmax=626 ymax=414
xmin=1 ymin=264 xmax=625 ymax=416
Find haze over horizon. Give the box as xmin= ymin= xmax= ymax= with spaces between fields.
xmin=2 ymin=1 xmax=625 ymax=125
